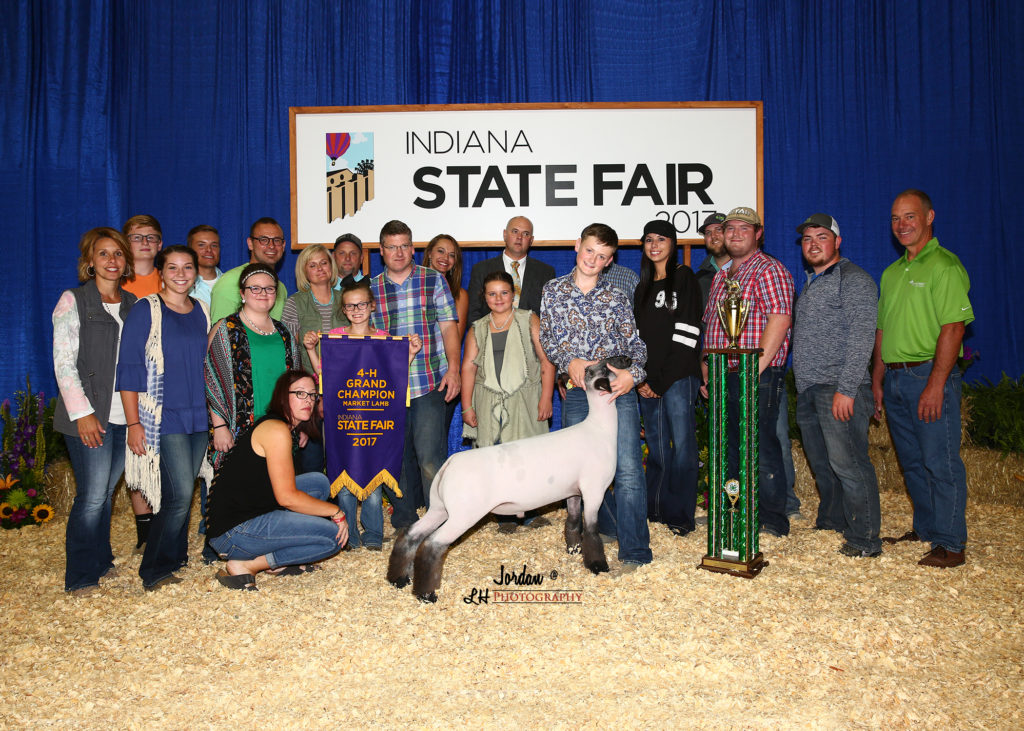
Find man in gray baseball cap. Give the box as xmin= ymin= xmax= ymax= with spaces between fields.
xmin=791 ymin=212 xmax=882 ymax=558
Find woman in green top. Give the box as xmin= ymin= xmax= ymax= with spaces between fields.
xmin=205 ymin=263 xmax=301 ymax=471
xmin=280 ymin=244 xmax=348 ymax=375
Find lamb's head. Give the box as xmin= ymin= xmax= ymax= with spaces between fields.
xmin=584 ymin=356 xmax=633 ymax=393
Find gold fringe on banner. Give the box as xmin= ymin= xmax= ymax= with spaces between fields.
xmin=331 ymin=469 xmax=401 ymax=501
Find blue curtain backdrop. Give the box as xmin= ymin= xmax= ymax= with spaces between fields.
xmin=2 ymin=0 xmax=1021 ymax=404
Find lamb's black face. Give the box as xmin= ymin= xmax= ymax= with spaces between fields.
xmin=585 ymin=356 xmax=633 ymax=393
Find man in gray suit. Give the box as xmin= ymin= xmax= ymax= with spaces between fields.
xmin=467 ymin=215 xmax=556 ymax=323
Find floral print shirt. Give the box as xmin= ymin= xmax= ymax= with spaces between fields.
xmin=539 ymin=269 xmax=647 ymax=384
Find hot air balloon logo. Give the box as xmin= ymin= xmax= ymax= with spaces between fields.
xmin=325 ymin=132 xmax=375 ymax=223
xmin=326 ymin=133 xmax=351 ymax=167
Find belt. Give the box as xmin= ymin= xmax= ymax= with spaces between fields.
xmin=885 ymin=360 xmax=930 ymax=370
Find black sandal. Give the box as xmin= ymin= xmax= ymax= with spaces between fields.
xmin=268 ymin=564 xmax=321 ymax=576
xmin=216 ymin=570 xmax=258 ymax=591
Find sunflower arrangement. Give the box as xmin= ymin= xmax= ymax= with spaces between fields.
xmin=1 ymin=378 xmax=57 ymax=528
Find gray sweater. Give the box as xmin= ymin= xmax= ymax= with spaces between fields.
xmin=792 ymin=257 xmax=877 ymax=396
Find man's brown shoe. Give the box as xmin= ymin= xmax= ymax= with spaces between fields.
xmin=882 ymin=529 xmax=921 ymax=544
xmin=918 ymin=546 xmax=965 ymax=568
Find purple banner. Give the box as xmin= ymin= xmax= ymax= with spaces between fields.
xmin=320 ymin=335 xmax=409 ymax=500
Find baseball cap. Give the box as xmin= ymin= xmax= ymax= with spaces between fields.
xmin=334 ymin=233 xmax=362 ymax=250
xmin=724 ymin=207 xmax=762 ymax=227
xmin=642 ymin=219 xmax=677 ymax=241
xmin=795 ymin=214 xmax=840 ymax=238
xmin=697 ymin=212 xmax=726 ymax=235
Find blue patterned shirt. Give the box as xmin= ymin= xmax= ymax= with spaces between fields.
xmin=539 ymin=269 xmax=647 ymax=384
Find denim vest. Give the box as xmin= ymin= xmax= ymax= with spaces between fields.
xmin=53 ymin=280 xmax=137 ymax=435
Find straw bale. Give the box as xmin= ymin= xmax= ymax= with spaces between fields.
xmin=1 ymin=473 xmax=1022 ymax=729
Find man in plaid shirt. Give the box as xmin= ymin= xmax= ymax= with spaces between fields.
xmin=702 ymin=206 xmax=795 ymax=537
xmin=370 ymin=220 xmax=461 ymax=529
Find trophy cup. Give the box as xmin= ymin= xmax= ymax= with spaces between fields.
xmin=716 ymin=279 xmax=751 ymax=349
xmin=699 ymin=277 xmax=767 ymax=579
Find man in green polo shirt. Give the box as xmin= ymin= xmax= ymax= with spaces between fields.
xmin=871 ymin=189 xmax=973 ymax=568
xmin=210 ymin=217 xmax=289 ymax=322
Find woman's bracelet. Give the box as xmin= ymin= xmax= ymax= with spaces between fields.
xmin=126 ymin=422 xmax=140 ymax=428
xmin=213 ymin=424 xmax=228 ymax=430
xmin=330 ymin=509 xmax=345 ymax=523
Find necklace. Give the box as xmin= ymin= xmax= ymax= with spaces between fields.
xmin=241 ymin=311 xmax=274 ymax=336
xmin=489 ymin=310 xmax=514 ymax=331
xmin=311 ymin=287 xmax=334 ymax=307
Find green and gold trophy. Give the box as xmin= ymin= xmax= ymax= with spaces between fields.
xmin=699 ymin=278 xmax=768 ymax=579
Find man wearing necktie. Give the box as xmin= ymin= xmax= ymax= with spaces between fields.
xmin=466 ymin=215 xmax=556 ymax=323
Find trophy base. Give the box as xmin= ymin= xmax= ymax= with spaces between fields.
xmin=698 ymin=553 xmax=768 ymax=579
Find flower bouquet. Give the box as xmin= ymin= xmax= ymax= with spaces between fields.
xmin=1 ymin=379 xmax=56 ymax=528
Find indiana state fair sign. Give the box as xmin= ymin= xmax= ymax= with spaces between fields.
xmin=290 ymin=103 xmax=762 ymax=246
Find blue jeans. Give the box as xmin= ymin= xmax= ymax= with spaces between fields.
xmin=640 ymin=376 xmax=699 ymax=532
xmin=883 ymin=363 xmax=968 ymax=552
xmin=337 ymin=486 xmax=384 ymax=548
xmin=295 ymin=436 xmax=325 ymax=475
xmin=139 ymin=431 xmax=207 ymax=587
xmin=209 ymin=473 xmax=343 ymax=568
xmin=64 ymin=424 xmax=127 ymax=591
xmin=388 ymin=388 xmax=447 ymax=528
xmin=726 ymin=367 xmax=789 ymax=536
xmin=563 ymin=387 xmax=652 ymax=564
xmin=796 ymin=384 xmax=882 ymax=553
xmin=777 ymin=377 xmax=800 ymax=515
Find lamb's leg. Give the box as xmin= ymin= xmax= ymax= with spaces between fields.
xmin=581 ymin=495 xmax=609 ymax=574
xmin=411 ymin=513 xmax=480 ymax=602
xmin=412 ymin=538 xmax=449 ymax=603
xmin=387 ymin=508 xmax=447 ymax=589
xmin=564 ymin=495 xmax=583 ymax=554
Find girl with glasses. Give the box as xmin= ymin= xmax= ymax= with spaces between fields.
xmin=302 ymin=280 xmax=421 ymax=549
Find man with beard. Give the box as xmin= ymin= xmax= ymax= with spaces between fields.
xmin=332 ymin=233 xmax=365 ymax=290
xmin=792 ymin=214 xmax=881 ymax=558
xmin=702 ymin=206 xmax=795 ymax=538
xmin=694 ymin=212 xmax=728 ymax=308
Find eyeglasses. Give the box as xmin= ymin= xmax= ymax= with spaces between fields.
xmin=128 ymin=234 xmax=162 ymax=244
xmin=381 ymin=243 xmax=414 ymax=253
xmin=342 ymin=301 xmax=371 ymax=312
xmin=289 ymin=390 xmax=319 ymax=401
xmin=244 ymin=285 xmax=277 ymax=295
xmin=252 ymin=236 xmax=286 ymax=248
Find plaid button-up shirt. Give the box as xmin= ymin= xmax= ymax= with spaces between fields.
xmin=370 ymin=266 xmax=456 ymax=399
xmin=702 ymin=250 xmax=794 ymax=367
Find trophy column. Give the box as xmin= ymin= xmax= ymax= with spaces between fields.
xmin=699 ymin=346 xmax=768 ymax=579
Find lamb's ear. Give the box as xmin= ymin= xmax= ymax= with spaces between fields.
xmin=607 ymin=355 xmax=632 ymax=371
xmin=594 ymin=377 xmax=612 ymax=393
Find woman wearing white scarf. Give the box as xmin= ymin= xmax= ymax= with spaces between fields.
xmin=118 ymin=245 xmax=210 ymax=591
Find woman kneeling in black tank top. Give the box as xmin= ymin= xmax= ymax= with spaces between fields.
xmin=207 ymin=370 xmax=348 ymax=590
